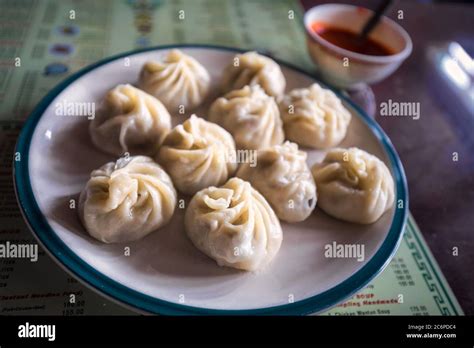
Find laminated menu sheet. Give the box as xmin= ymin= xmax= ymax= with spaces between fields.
xmin=0 ymin=0 xmax=463 ymax=315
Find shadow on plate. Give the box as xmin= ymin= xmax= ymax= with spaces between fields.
xmin=48 ymin=194 xmax=242 ymax=279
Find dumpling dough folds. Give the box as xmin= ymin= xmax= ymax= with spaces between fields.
xmin=221 ymin=51 xmax=286 ymax=98
xmin=311 ymin=147 xmax=395 ymax=224
xmin=185 ymin=178 xmax=282 ymax=271
xmin=157 ymin=115 xmax=237 ymax=195
xmin=90 ymin=84 xmax=171 ymax=156
xmin=237 ymin=141 xmax=317 ymax=222
xmin=79 ymin=156 xmax=177 ymax=243
xmin=139 ymin=49 xmax=210 ymax=112
xmin=279 ymin=83 xmax=351 ymax=149
xmin=208 ymin=85 xmax=284 ymax=150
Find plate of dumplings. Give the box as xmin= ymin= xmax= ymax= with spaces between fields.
xmin=14 ymin=45 xmax=408 ymax=315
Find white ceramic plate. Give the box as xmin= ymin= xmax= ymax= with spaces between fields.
xmin=14 ymin=45 xmax=408 ymax=315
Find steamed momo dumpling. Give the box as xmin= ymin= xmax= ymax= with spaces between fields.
xmin=79 ymin=156 xmax=177 ymax=243
xmin=237 ymin=141 xmax=317 ymax=222
xmin=311 ymin=148 xmax=395 ymax=224
xmin=279 ymin=83 xmax=351 ymax=149
xmin=157 ymin=115 xmax=237 ymax=195
xmin=208 ymin=85 xmax=284 ymax=150
xmin=90 ymin=84 xmax=171 ymax=156
xmin=138 ymin=49 xmax=210 ymax=112
xmin=185 ymin=178 xmax=282 ymax=271
xmin=221 ymin=51 xmax=286 ymax=98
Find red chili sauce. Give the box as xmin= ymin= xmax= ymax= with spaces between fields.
xmin=311 ymin=22 xmax=395 ymax=56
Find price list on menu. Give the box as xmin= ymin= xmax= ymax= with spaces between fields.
xmin=0 ymin=0 xmax=462 ymax=315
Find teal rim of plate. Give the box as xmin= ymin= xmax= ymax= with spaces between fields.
xmin=13 ymin=44 xmax=408 ymax=315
